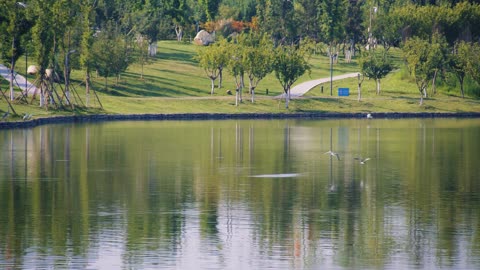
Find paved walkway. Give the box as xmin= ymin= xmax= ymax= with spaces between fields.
xmin=0 ymin=64 xmax=38 ymax=95
xmin=277 ymin=72 xmax=359 ymax=98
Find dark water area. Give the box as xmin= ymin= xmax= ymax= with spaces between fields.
xmin=1 ymin=118 xmax=479 ymax=269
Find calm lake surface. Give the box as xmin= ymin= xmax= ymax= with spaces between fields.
xmin=1 ymin=118 xmax=479 ymax=269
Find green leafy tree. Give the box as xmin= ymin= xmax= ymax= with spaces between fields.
xmin=345 ymin=0 xmax=364 ymax=52
xmin=319 ymin=0 xmax=347 ymax=47
xmin=273 ymin=45 xmax=311 ymax=109
xmin=359 ymin=48 xmax=394 ymax=95
xmin=195 ymin=40 xmax=229 ymax=95
xmin=91 ymin=22 xmax=130 ymax=91
xmin=372 ymin=8 xmax=402 ymax=51
xmin=216 ymin=38 xmax=230 ymax=89
xmin=30 ymin=0 xmax=56 ymax=107
xmin=428 ymin=33 xmax=449 ymax=95
xmin=403 ymin=37 xmax=439 ymax=105
xmin=0 ymin=1 xmax=28 ymax=101
xmin=199 ymin=0 xmax=221 ymax=21
xmin=79 ymin=0 xmax=97 ymax=106
xmin=463 ymin=41 xmax=480 ymax=97
xmin=295 ymin=0 xmax=322 ymax=41
xmin=448 ymin=42 xmax=470 ymax=99
xmin=257 ymin=0 xmax=297 ymax=44
xmin=241 ymin=33 xmax=274 ymax=103
xmin=52 ymin=0 xmax=84 ymax=107
xmin=131 ymin=0 xmax=172 ymax=57
xmin=134 ymin=34 xmax=151 ymax=80
xmin=226 ymin=41 xmax=244 ymax=105
xmin=169 ymin=0 xmax=190 ymax=42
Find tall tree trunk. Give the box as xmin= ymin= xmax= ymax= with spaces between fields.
xmin=239 ymin=75 xmax=244 ymax=102
xmin=285 ymin=88 xmax=290 ymax=109
xmin=432 ymin=70 xmax=438 ymax=95
xmin=240 ymin=73 xmax=245 ymax=89
xmin=251 ymin=87 xmax=255 ymax=103
xmin=175 ymin=25 xmax=183 ymax=42
xmin=9 ymin=62 xmax=15 ymax=101
xmin=376 ymin=79 xmax=380 ymax=95
xmin=85 ymin=71 xmax=90 ymax=107
xmin=39 ymin=74 xmax=45 ymax=107
xmin=248 ymin=76 xmax=254 ymax=94
xmin=210 ymin=78 xmax=215 ymax=95
xmin=140 ymin=46 xmax=145 ymax=79
xmin=218 ymin=67 xmax=223 ymax=88
xmin=235 ymin=87 xmax=239 ymax=106
xmin=460 ymin=76 xmax=465 ymax=98
xmin=419 ymin=85 xmax=425 ymax=105
xmin=358 ymin=82 xmax=362 ymax=101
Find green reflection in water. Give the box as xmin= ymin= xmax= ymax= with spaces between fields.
xmin=0 ymin=119 xmax=479 ymax=269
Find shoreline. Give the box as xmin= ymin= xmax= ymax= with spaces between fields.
xmin=1 ymin=111 xmax=480 ymax=130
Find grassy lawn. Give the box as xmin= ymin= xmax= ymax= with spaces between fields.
xmin=1 ymin=40 xmax=479 ymax=121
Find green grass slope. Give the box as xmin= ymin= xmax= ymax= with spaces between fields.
xmin=1 ymin=40 xmax=479 ymax=120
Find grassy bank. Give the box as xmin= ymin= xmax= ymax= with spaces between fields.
xmin=1 ymin=40 xmax=479 ymax=121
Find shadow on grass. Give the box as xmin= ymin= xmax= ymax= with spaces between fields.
xmin=91 ymin=72 xmax=206 ymax=97
xmin=157 ymin=48 xmax=197 ymax=65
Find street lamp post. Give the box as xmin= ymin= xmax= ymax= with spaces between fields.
xmin=330 ymin=53 xmax=333 ymax=96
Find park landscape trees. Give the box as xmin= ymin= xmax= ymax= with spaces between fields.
xmin=1 ymin=0 xmax=480 ymax=115
xmin=359 ymin=48 xmax=394 ymax=96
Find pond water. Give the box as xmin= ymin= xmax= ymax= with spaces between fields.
xmin=1 ymin=118 xmax=479 ymax=269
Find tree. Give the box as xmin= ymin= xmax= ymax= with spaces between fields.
xmin=134 ymin=34 xmax=150 ymax=80
xmin=131 ymin=0 xmax=169 ymax=57
xmin=318 ymin=0 xmax=347 ymax=47
xmin=195 ymin=40 xmax=229 ymax=95
xmin=91 ymin=21 xmax=130 ymax=91
xmin=169 ymin=0 xmax=190 ymax=42
xmin=273 ymin=45 xmax=311 ymax=109
xmin=357 ymin=73 xmax=365 ymax=102
xmin=428 ymin=33 xmax=449 ymax=96
xmin=295 ymin=0 xmax=322 ymax=41
xmin=198 ymin=0 xmax=221 ymax=21
xmin=257 ymin=0 xmax=297 ymax=44
xmin=372 ymin=8 xmax=402 ymax=51
xmin=30 ymin=0 xmax=56 ymax=108
xmin=79 ymin=0 xmax=97 ymax=107
xmin=0 ymin=1 xmax=28 ymax=101
xmin=463 ymin=41 xmax=480 ymax=97
xmin=403 ymin=37 xmax=436 ymax=105
xmin=215 ymin=38 xmax=230 ymax=89
xmin=226 ymin=40 xmax=244 ymax=106
xmin=359 ymin=48 xmax=394 ymax=95
xmin=241 ymin=33 xmax=274 ymax=103
xmin=448 ymin=42 xmax=469 ymax=99
xmin=53 ymin=0 xmax=83 ymax=108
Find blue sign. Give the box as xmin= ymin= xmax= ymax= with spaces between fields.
xmin=338 ymin=88 xmax=349 ymax=96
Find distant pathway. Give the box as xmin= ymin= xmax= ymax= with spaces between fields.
xmin=0 ymin=64 xmax=38 ymax=95
xmin=277 ymin=72 xmax=360 ymax=98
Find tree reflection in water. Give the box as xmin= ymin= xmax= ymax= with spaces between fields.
xmin=0 ymin=119 xmax=479 ymax=269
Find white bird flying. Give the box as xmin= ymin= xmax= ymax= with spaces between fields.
xmin=324 ymin=150 xmax=340 ymax=160
xmin=354 ymin=157 xmax=371 ymax=164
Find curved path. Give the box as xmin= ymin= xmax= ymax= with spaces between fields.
xmin=0 ymin=64 xmax=38 ymax=95
xmin=277 ymin=72 xmax=359 ymax=98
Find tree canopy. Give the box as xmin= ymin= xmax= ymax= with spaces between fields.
xmin=1 ymin=0 xmax=480 ymax=110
